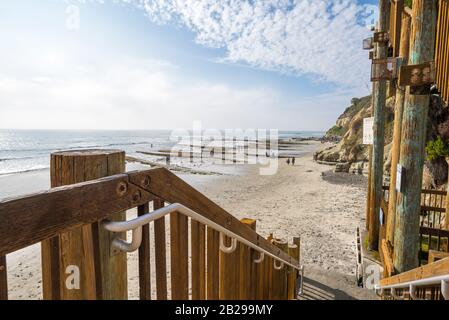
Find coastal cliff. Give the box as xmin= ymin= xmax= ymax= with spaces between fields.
xmin=315 ymin=94 xmax=449 ymax=188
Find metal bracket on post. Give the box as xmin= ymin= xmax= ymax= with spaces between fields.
xmin=398 ymin=61 xmax=435 ymax=94
xmin=371 ymin=57 xmax=400 ymax=82
xmin=374 ymin=31 xmax=389 ymax=45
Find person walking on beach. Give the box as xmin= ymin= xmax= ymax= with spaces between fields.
xmin=286 ymin=158 xmax=290 ymax=165
xmin=292 ymin=157 xmax=296 ymax=166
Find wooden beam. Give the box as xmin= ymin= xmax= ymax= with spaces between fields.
xmin=0 ymin=173 xmax=153 ymax=257
xmin=238 ymin=218 xmax=256 ymax=300
xmin=386 ymin=14 xmax=411 ymax=245
xmin=153 ymin=199 xmax=168 ymax=300
xmin=138 ymin=202 xmax=151 ymax=300
xmin=191 ymin=220 xmax=206 ymax=300
xmin=381 ymin=239 xmax=395 ymax=277
xmin=369 ymin=0 xmax=389 ymax=251
xmin=170 ymin=211 xmax=189 ymax=300
xmin=394 ymin=0 xmax=438 ymax=273
xmin=128 ymin=168 xmax=298 ymax=267
xmin=206 ymin=227 xmax=219 ymax=300
xmin=381 ymin=257 xmax=449 ymax=286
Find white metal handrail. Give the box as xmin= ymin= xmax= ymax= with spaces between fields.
xmin=102 ymin=203 xmax=302 ymax=271
xmin=375 ymin=275 xmax=449 ymax=300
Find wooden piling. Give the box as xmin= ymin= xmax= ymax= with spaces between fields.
xmin=369 ymin=0 xmax=389 ymax=251
xmin=287 ymin=241 xmax=299 ymax=300
xmin=394 ymin=0 xmax=438 ymax=273
xmin=386 ymin=14 xmax=411 ymax=245
xmin=42 ymin=150 xmax=127 ymax=300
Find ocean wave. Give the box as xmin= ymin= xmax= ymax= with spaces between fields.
xmin=0 ymin=166 xmax=50 ymax=177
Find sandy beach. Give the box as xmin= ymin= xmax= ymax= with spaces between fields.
xmin=2 ymin=141 xmax=367 ymax=299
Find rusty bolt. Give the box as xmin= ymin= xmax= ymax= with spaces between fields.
xmin=141 ymin=176 xmax=151 ymax=188
xmin=116 ymin=181 xmax=128 ymax=197
xmin=132 ymin=190 xmax=141 ymax=203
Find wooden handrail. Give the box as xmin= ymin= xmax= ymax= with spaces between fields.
xmin=0 ymin=168 xmax=297 ymax=267
xmin=380 ymin=257 xmax=449 ymax=286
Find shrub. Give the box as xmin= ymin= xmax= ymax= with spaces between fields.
xmin=426 ymin=136 xmax=449 ymax=161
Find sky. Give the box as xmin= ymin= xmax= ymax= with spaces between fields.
xmin=0 ymin=0 xmax=378 ymax=131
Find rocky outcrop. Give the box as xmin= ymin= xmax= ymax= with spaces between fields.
xmin=316 ymin=93 xmax=449 ymax=188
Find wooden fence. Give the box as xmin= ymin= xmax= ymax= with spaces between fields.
xmin=436 ymin=0 xmax=449 ymax=103
xmin=0 ymin=168 xmax=301 ymax=300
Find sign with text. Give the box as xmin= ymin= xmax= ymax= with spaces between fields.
xmin=373 ymin=31 xmax=389 ymax=44
xmin=396 ymin=164 xmax=403 ymax=193
xmin=371 ymin=58 xmax=398 ymax=81
xmin=398 ymin=62 xmax=435 ymax=87
xmin=363 ymin=117 xmax=374 ymax=145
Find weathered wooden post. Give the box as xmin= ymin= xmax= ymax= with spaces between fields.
xmin=394 ymin=0 xmax=438 ymax=273
xmin=287 ymin=238 xmax=300 ymax=300
xmin=272 ymin=239 xmax=288 ymax=300
xmin=219 ymin=234 xmax=240 ymax=300
xmin=41 ymin=149 xmax=128 ymax=300
xmin=369 ymin=0 xmax=389 ymax=251
xmin=446 ymin=158 xmax=449 ymax=230
xmin=386 ymin=14 xmax=411 ymax=245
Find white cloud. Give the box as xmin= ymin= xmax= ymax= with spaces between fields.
xmin=134 ymin=0 xmax=372 ymax=88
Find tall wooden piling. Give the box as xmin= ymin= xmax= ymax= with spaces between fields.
xmin=394 ymin=0 xmax=438 ymax=273
xmin=42 ymin=149 xmax=128 ymax=300
xmin=0 ymin=255 xmax=7 ymax=300
xmin=386 ymin=14 xmax=411 ymax=245
xmin=369 ymin=0 xmax=389 ymax=251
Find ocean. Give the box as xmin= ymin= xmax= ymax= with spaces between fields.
xmin=0 ymin=129 xmax=324 ymax=176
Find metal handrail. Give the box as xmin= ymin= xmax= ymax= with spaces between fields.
xmin=102 ymin=203 xmax=302 ymax=271
xmin=375 ymin=274 xmax=449 ymax=300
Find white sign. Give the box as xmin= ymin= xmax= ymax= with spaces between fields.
xmin=363 ymin=117 xmax=374 ymax=145
xmin=396 ymin=164 xmax=403 ymax=192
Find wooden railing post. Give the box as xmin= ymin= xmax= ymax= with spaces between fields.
xmin=153 ymin=199 xmax=168 ymax=300
xmin=287 ymin=237 xmax=300 ymax=300
xmin=206 ymin=227 xmax=220 ymax=300
xmin=41 ymin=150 xmax=127 ymax=300
xmin=386 ymin=14 xmax=411 ymax=246
xmin=219 ymin=235 xmax=239 ymax=299
xmin=0 ymin=255 xmax=7 ymax=300
xmin=170 ymin=211 xmax=189 ymax=300
xmin=238 ymin=218 xmax=256 ymax=300
xmin=369 ymin=0 xmax=389 ymax=251
xmin=192 ymin=220 xmax=206 ymax=300
xmin=138 ymin=202 xmax=151 ymax=300
xmin=394 ymin=0 xmax=438 ymax=273
xmin=272 ymin=239 xmax=288 ymax=300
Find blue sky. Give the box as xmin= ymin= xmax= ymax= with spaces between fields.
xmin=0 ymin=0 xmax=378 ymax=131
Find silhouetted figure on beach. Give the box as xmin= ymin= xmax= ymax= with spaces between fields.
xmin=292 ymin=157 xmax=296 ymax=166
xmin=166 ymin=156 xmax=170 ymax=165
xmin=286 ymin=158 xmax=290 ymax=165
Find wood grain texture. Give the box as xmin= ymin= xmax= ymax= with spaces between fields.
xmin=129 ymin=168 xmax=297 ymax=267
xmin=206 ymin=227 xmax=219 ymax=300
xmin=394 ymin=0 xmax=438 ymax=273
xmin=238 ymin=218 xmax=256 ymax=300
xmin=170 ymin=212 xmax=189 ymax=300
xmin=41 ymin=150 xmax=128 ymax=300
xmin=191 ymin=220 xmax=206 ymax=300
xmin=138 ymin=202 xmax=151 ymax=300
xmin=153 ymin=199 xmax=168 ymax=300
xmin=219 ymin=234 xmax=239 ymax=300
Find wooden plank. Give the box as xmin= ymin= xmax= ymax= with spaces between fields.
xmin=0 ymin=173 xmax=153 ymax=257
xmin=129 ymin=169 xmax=298 ymax=267
xmin=238 ymin=218 xmax=256 ymax=300
xmin=380 ymin=257 xmax=449 ymax=286
xmin=428 ymin=250 xmax=449 ymax=263
xmin=138 ymin=202 xmax=151 ymax=300
xmin=170 ymin=212 xmax=189 ymax=300
xmin=287 ymin=243 xmax=299 ymax=300
xmin=153 ymin=199 xmax=167 ymax=300
xmin=206 ymin=228 xmax=219 ymax=300
xmin=0 ymin=255 xmax=7 ymax=300
xmin=191 ymin=220 xmax=206 ymax=300
xmin=219 ymin=234 xmax=239 ymax=300
xmin=381 ymin=239 xmax=395 ymax=277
